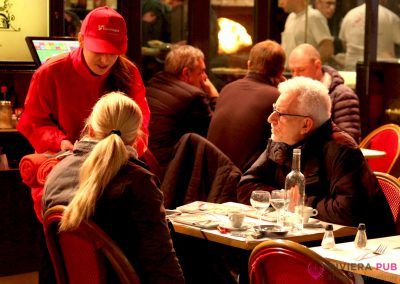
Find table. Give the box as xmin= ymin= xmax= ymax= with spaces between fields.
xmin=360 ymin=148 xmax=387 ymax=159
xmin=311 ymin=235 xmax=400 ymax=283
xmin=170 ymin=202 xmax=357 ymax=251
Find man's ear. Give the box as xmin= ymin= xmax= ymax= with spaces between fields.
xmin=88 ymin=125 xmax=95 ymax=137
xmin=315 ymin=59 xmax=322 ymax=70
xmin=301 ymin=117 xmax=314 ymax=135
xmin=78 ymin=32 xmax=84 ymax=48
xmin=180 ymin=67 xmax=190 ymax=82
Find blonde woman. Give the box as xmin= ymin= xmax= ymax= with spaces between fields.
xmin=43 ymin=92 xmax=184 ymax=283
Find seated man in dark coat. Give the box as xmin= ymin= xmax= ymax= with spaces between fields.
xmin=238 ymin=76 xmax=395 ymax=238
xmin=289 ymin=43 xmax=361 ymax=142
xmin=146 ymin=45 xmax=219 ymax=178
xmin=207 ymin=40 xmax=286 ymax=171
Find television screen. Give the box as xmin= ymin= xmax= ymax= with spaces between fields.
xmin=26 ymin=37 xmax=79 ymax=67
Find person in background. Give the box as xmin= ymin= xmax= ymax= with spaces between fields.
xmin=64 ymin=9 xmax=81 ymax=37
xmin=17 ymin=6 xmax=150 ymax=156
xmin=207 ymin=40 xmax=285 ymax=171
xmin=278 ymin=0 xmax=334 ymax=66
xmin=314 ymin=0 xmax=336 ymax=20
xmin=43 ymin=92 xmax=184 ymax=283
xmin=146 ymin=45 xmax=219 ymax=179
xmin=288 ymin=43 xmax=361 ymax=142
xmin=339 ymin=0 xmax=400 ymax=70
xmin=237 ymin=77 xmax=395 ymax=238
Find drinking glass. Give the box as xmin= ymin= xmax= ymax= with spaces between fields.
xmin=250 ymin=190 xmax=271 ymax=228
xmin=270 ymin=189 xmax=288 ymax=227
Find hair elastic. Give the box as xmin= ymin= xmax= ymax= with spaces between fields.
xmin=110 ymin=129 xmax=121 ymax=136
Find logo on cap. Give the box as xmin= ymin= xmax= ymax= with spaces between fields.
xmin=98 ymin=25 xmax=120 ymax=33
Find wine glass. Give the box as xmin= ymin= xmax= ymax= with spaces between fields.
xmin=250 ymin=190 xmax=271 ymax=228
xmin=270 ymin=189 xmax=288 ymax=228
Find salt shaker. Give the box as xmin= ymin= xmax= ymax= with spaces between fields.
xmin=321 ymin=224 xmax=335 ymax=249
xmin=354 ymin=223 xmax=367 ymax=249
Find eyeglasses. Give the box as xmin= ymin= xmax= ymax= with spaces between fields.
xmin=272 ymin=104 xmax=309 ymax=119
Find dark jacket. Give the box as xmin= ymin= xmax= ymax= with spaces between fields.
xmin=323 ymin=65 xmax=361 ymax=142
xmin=238 ymin=121 xmax=395 ymax=237
xmin=161 ymin=133 xmax=241 ymax=209
xmin=147 ymin=72 xmax=216 ymax=178
xmin=207 ymin=73 xmax=280 ymax=171
xmin=43 ymin=141 xmax=184 ymax=284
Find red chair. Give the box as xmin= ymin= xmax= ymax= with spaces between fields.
xmin=374 ymin=172 xmax=400 ymax=234
xmin=43 ymin=205 xmax=141 ymax=284
xmin=359 ymin=124 xmax=400 ymax=175
xmin=248 ymin=240 xmax=353 ymax=284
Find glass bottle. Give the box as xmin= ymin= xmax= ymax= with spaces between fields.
xmin=285 ymin=148 xmax=305 ymax=230
xmin=321 ymin=224 xmax=335 ymax=249
xmin=1 ymin=86 xmax=7 ymax=101
xmin=354 ymin=223 xmax=367 ymax=249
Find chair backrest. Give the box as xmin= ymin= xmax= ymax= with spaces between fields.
xmin=43 ymin=205 xmax=141 ymax=284
xmin=374 ymin=172 xmax=400 ymax=233
xmin=359 ymin=124 xmax=400 ymax=174
xmin=249 ymin=240 xmax=353 ymax=284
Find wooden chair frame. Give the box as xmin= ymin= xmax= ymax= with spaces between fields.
xmin=43 ymin=205 xmax=141 ymax=284
xmin=249 ymin=239 xmax=353 ymax=284
xmin=359 ymin=123 xmax=400 ymax=175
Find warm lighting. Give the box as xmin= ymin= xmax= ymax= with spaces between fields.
xmin=217 ymin=17 xmax=252 ymax=54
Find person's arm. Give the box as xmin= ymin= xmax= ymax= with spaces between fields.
xmin=237 ymin=150 xmax=277 ymax=204
xmin=128 ymin=65 xmax=150 ymax=157
xmin=17 ymin=71 xmax=67 ymax=153
xmin=330 ymin=85 xmax=361 ymax=142
xmin=318 ymin=39 xmax=334 ymax=63
xmin=311 ymin=146 xmax=368 ymax=226
xmin=128 ymin=174 xmax=184 ymax=283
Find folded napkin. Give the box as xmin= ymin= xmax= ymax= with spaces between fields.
xmin=37 ymin=158 xmax=60 ymax=186
xmin=19 ymin=154 xmax=48 ymax=188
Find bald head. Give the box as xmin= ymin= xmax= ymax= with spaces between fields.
xmin=288 ymin=44 xmax=323 ymax=81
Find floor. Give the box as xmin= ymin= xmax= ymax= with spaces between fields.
xmin=0 ymin=272 xmax=38 ymax=284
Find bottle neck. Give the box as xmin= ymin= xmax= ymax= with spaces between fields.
xmin=292 ymin=152 xmax=301 ymax=171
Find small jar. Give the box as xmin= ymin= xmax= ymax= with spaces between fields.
xmin=321 ymin=224 xmax=335 ymax=249
xmin=0 ymin=101 xmax=13 ymax=129
xmin=354 ymin=223 xmax=367 ymax=249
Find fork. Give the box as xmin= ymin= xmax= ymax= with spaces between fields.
xmin=354 ymin=244 xmax=387 ymax=261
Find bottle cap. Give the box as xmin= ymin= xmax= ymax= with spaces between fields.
xmin=293 ymin=148 xmax=301 ymax=154
xmin=358 ymin=223 xmax=366 ymax=230
xmin=325 ymin=224 xmax=333 ymax=231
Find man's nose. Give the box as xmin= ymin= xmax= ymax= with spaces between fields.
xmin=99 ymin=54 xmax=113 ymax=64
xmin=268 ymin=111 xmax=277 ymax=124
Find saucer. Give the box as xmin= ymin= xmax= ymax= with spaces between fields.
xmin=219 ymin=222 xmax=250 ymax=231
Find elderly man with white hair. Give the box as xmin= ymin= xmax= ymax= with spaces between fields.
xmin=237 ymin=77 xmax=395 ymax=238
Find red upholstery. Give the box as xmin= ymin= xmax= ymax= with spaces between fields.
xmin=359 ymin=124 xmax=400 ymax=174
xmin=43 ymin=205 xmax=141 ymax=284
xmin=249 ymin=240 xmax=353 ymax=284
xmin=375 ymin=172 xmax=400 ymax=234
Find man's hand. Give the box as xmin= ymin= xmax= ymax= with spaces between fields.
xmin=201 ymin=78 xmax=219 ymax=98
xmin=60 ymin=140 xmax=74 ymax=151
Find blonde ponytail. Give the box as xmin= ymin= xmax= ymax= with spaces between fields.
xmin=60 ymin=92 xmax=142 ymax=231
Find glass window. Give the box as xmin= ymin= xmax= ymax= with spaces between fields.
xmin=209 ymin=0 xmax=254 ymax=89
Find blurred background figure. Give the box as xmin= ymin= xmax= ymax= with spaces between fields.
xmin=289 ymin=43 xmax=361 ymax=142
xmin=146 ymin=45 xmax=219 ymax=179
xmin=278 ymin=0 xmax=333 ymax=66
xmin=339 ymin=0 xmax=400 ymax=70
xmin=207 ymin=40 xmax=285 ymax=171
xmin=64 ymin=9 xmax=81 ymax=37
xmin=315 ymin=0 xmax=336 ymax=19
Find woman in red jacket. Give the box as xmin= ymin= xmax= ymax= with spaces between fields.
xmin=17 ymin=6 xmax=150 ymax=156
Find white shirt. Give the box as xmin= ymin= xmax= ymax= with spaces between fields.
xmin=339 ymin=4 xmax=400 ymax=70
xmin=281 ymin=6 xmax=332 ymax=66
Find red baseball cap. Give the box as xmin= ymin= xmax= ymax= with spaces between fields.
xmin=80 ymin=6 xmax=127 ymax=55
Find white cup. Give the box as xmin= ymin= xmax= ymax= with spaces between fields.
xmin=302 ymin=206 xmax=318 ymax=223
xmin=228 ymin=212 xmax=245 ymax=228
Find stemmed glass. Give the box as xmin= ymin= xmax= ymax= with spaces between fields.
xmin=250 ymin=190 xmax=271 ymax=229
xmin=270 ymin=189 xmax=288 ymax=228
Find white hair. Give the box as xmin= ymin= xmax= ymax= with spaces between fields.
xmin=278 ymin=76 xmax=331 ymax=128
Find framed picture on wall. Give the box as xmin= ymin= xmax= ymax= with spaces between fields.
xmin=0 ymin=0 xmax=49 ymax=62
